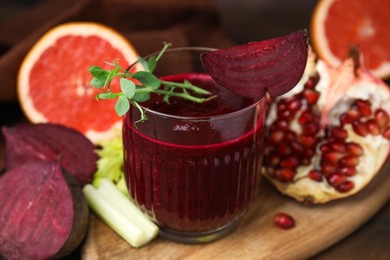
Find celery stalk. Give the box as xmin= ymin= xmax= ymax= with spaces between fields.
xmin=97 ymin=179 xmax=159 ymax=238
xmin=83 ymin=184 xmax=158 ymax=247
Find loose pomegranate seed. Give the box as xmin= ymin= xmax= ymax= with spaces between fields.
xmin=268 ymin=153 xmax=281 ymax=166
xmin=339 ymin=155 xmax=359 ymax=167
xmin=274 ymin=213 xmax=295 ymax=229
xmin=346 ymin=142 xmax=364 ymax=156
xmin=374 ymin=108 xmax=389 ymax=130
xmin=335 ymin=180 xmax=355 ymax=193
xmin=304 ymin=75 xmax=319 ymax=89
xmin=303 ymin=89 xmax=320 ymax=105
xmin=352 ymin=120 xmax=368 ymax=137
xmin=353 ymin=99 xmax=372 ymax=117
xmin=366 ymin=119 xmax=380 ymax=135
xmin=330 ymin=126 xmax=348 ymax=140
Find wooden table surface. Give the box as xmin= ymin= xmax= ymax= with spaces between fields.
xmin=1 ymin=0 xmax=390 ymax=259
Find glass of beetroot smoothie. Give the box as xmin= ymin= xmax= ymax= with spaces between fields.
xmin=122 ymin=47 xmax=266 ymax=243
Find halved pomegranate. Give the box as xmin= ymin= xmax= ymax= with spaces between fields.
xmin=263 ymin=48 xmax=390 ymax=204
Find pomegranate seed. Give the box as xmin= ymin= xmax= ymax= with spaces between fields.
xmin=308 ymin=170 xmax=323 ymax=181
xmin=272 ymin=119 xmax=289 ymax=130
xmin=302 ymin=122 xmax=320 ymax=135
xmin=339 ymin=155 xmax=359 ymax=167
xmin=290 ymin=141 xmax=304 ymax=155
xmin=278 ymin=143 xmax=292 ymax=156
xmin=276 ymin=168 xmax=295 ymax=182
xmin=283 ymin=130 xmax=298 ymax=142
xmin=286 ymin=97 xmax=302 ymax=112
xmin=346 ymin=142 xmax=364 ymax=156
xmin=321 ymin=162 xmax=338 ymax=176
xmin=301 ymin=158 xmax=311 ymax=165
xmin=304 ymin=76 xmax=319 ymax=89
xmin=353 ymin=99 xmax=372 ymax=117
xmin=269 ymin=130 xmax=284 ymax=144
xmin=340 ymin=167 xmax=357 ymax=176
xmin=322 ymin=152 xmax=345 ymax=165
xmin=336 ymin=180 xmax=355 ymax=193
xmin=366 ymin=119 xmax=380 ymax=135
xmin=327 ymin=174 xmax=347 ymax=187
xmin=267 ymin=153 xmax=281 ymax=166
xmin=274 ymin=213 xmax=295 ymax=229
xmin=278 ymin=109 xmax=294 ymax=120
xmin=304 ymin=149 xmax=315 ymax=159
xmin=352 ymin=120 xmax=368 ymax=137
xmin=374 ymin=108 xmax=389 ymax=130
xmin=265 ymin=167 xmax=275 ymax=177
xmin=330 ymin=127 xmax=348 ymax=140
xmin=340 ymin=110 xmax=360 ymax=125
xmin=383 ymin=127 xmax=390 ymax=140
xmin=303 ymin=89 xmax=320 ymax=105
xmin=280 ymin=157 xmax=299 ymax=169
xmin=320 ymin=143 xmax=332 ymax=153
xmin=299 ymin=135 xmax=317 ymax=148
xmin=329 ymin=142 xmax=347 ymax=152
xmin=298 ymin=110 xmax=316 ymax=125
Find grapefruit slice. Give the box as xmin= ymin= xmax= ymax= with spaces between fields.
xmin=201 ymin=30 xmax=308 ymax=100
xmin=17 ymin=22 xmax=140 ymax=143
xmin=310 ymin=0 xmax=390 ymax=79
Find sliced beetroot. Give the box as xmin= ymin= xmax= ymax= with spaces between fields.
xmin=2 ymin=123 xmax=98 ymax=185
xmin=0 ymin=160 xmax=89 ymax=259
xmin=201 ymin=30 xmax=309 ymax=99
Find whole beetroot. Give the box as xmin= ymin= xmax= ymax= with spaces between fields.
xmin=0 ymin=160 xmax=89 ymax=260
xmin=2 ymin=123 xmax=98 ymax=185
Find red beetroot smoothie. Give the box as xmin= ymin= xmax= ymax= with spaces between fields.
xmin=123 ymin=73 xmax=266 ymax=232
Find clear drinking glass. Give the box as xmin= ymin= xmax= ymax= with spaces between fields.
xmin=122 ymin=47 xmax=266 ymax=243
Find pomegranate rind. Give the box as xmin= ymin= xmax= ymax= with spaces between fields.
xmin=263 ymin=50 xmax=390 ymax=204
xmin=201 ymin=30 xmax=309 ymax=99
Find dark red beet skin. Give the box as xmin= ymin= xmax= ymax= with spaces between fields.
xmin=201 ymin=30 xmax=309 ymax=99
xmin=0 ymin=161 xmax=89 ymax=260
xmin=2 ymin=123 xmax=98 ymax=185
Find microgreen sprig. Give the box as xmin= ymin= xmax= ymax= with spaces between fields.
xmin=89 ymin=42 xmax=216 ymax=123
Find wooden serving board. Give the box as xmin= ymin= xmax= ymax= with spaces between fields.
xmin=81 ymin=160 xmax=390 ymax=260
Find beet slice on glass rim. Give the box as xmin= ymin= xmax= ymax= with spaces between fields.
xmin=201 ymin=30 xmax=309 ymax=99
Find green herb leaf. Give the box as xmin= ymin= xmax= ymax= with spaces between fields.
xmin=137 ymin=57 xmax=150 ymax=72
xmin=120 ymin=78 xmax=136 ymax=99
xmin=133 ymin=92 xmax=150 ymax=102
xmin=97 ymin=92 xmax=117 ymax=100
xmin=115 ymin=96 xmax=130 ymax=116
xmin=89 ymin=65 xmax=109 ymax=79
xmin=133 ymin=71 xmax=160 ymax=89
xmin=91 ymin=77 xmax=106 ymax=88
xmin=147 ymin=56 xmax=157 ymax=72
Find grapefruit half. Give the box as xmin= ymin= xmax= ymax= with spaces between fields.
xmin=17 ymin=22 xmax=140 ymax=143
xmin=310 ymin=0 xmax=390 ymax=79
